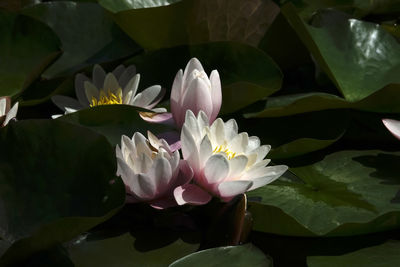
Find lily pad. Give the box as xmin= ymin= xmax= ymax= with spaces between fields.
xmin=307 ymin=240 xmax=400 ymax=267
xmin=21 ymin=1 xmax=140 ymax=79
xmin=247 ymin=150 xmax=400 ymax=236
xmin=169 ymin=244 xmax=272 ymax=267
xmin=67 ymin=231 xmax=199 ymax=266
xmin=58 ymin=105 xmax=173 ymax=146
xmin=245 ymin=83 xmax=400 ymax=118
xmin=0 ymin=11 xmax=60 ymax=97
xmin=108 ymin=0 xmax=279 ymax=50
xmin=126 ymin=42 xmax=282 ymax=114
xmin=0 ymin=119 xmax=125 ymax=265
xmin=282 ymin=5 xmax=400 ymax=102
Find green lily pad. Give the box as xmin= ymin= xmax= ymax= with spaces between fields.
xmin=99 ymin=0 xmax=182 ymax=12
xmin=307 ymin=240 xmax=400 ymax=267
xmin=58 ymin=105 xmax=173 ymax=146
xmin=0 ymin=11 xmax=60 ymax=97
xmin=282 ymin=5 xmax=400 ymax=102
xmin=169 ymin=244 xmax=272 ymax=267
xmin=245 ymin=83 xmax=400 ymax=118
xmin=126 ymin=42 xmax=282 ymax=114
xmin=21 ymin=1 xmax=140 ymax=79
xmin=242 ymin=110 xmax=348 ymax=159
xmin=0 ymin=120 xmax=125 ymax=265
xmin=108 ymin=0 xmax=279 ymax=50
xmin=247 ymin=150 xmax=400 ymax=236
xmin=68 ymin=231 xmax=199 ymax=266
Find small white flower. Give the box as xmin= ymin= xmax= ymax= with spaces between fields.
xmin=174 ymin=110 xmax=288 ymax=205
xmin=116 ymin=131 xmax=193 ymax=209
xmin=52 ymin=64 xmax=166 ymax=117
xmin=0 ymin=97 xmax=18 ymax=127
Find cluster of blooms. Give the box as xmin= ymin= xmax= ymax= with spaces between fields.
xmin=92 ymin=58 xmax=287 ymax=208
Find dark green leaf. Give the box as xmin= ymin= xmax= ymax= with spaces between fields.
xmin=58 ymin=105 xmax=173 ymax=146
xmin=108 ymin=0 xmax=279 ymax=50
xmin=247 ymin=150 xmax=400 ymax=236
xmin=169 ymin=244 xmax=272 ymax=267
xmin=0 ymin=11 xmax=60 ymax=97
xmin=282 ymin=5 xmax=400 ymax=101
xmin=307 ymin=240 xmax=400 ymax=267
xmin=0 ymin=120 xmax=125 ymax=265
xmin=21 ymin=1 xmax=140 ymax=79
xmin=126 ymin=42 xmax=282 ymax=114
xmin=67 ymin=231 xmax=199 ymax=266
xmin=245 ymin=84 xmax=400 ymax=118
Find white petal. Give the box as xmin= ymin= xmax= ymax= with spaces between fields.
xmin=4 ymin=102 xmax=18 ymax=125
xmin=103 ymin=73 xmax=120 ymax=94
xmin=204 ymin=154 xmax=229 ymax=184
xmin=181 ymin=125 xmax=200 ymax=172
xmin=247 ymin=165 xmax=288 ymax=191
xmin=228 ymin=133 xmax=248 ymax=154
xmin=0 ymin=97 xmax=7 ymax=115
xmin=209 ymin=70 xmax=222 ymax=122
xmin=199 ymin=135 xmax=212 ymax=167
xmin=383 ymin=119 xmax=400 ymax=141
xmin=170 ymin=70 xmax=184 ymax=127
xmin=133 ymin=132 xmax=152 ymax=156
xmin=119 ymin=65 xmax=136 ymax=89
xmin=209 ymin=118 xmax=225 ymax=145
xmin=182 ymin=58 xmax=204 ymax=87
xmin=123 ymin=74 xmax=140 ymax=101
xmin=84 ymin=81 xmax=99 ymax=102
xmin=217 ymin=180 xmax=253 ymax=199
xmin=224 ymin=119 xmax=238 ymax=141
xmin=75 ymin=73 xmax=90 ymax=106
xmin=251 ymin=145 xmax=271 ymax=161
xmin=247 ymin=136 xmax=261 ymax=152
xmin=138 ymin=153 xmax=153 ymax=173
xmin=112 ymin=65 xmax=125 ymax=81
xmin=131 ymin=85 xmax=162 ymax=108
xmin=92 ymin=64 xmax=106 ymax=89
xmin=130 ymin=173 xmax=157 ymax=200
xmin=227 ymin=155 xmax=248 ymax=180
xmin=148 ymin=157 xmax=172 ymax=195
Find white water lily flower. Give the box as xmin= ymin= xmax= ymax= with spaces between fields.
xmin=174 ymin=110 xmax=288 ymax=205
xmin=116 ymin=131 xmax=193 ymax=209
xmin=0 ymin=96 xmax=18 ymax=127
xmin=52 ymin=64 xmax=166 ymax=117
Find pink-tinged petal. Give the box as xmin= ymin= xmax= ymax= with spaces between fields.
xmin=4 ymin=102 xmax=18 ymax=125
xmin=199 ymin=135 xmax=212 ymax=167
xmin=112 ymin=65 xmax=125 ymax=81
xmin=247 ymin=165 xmax=288 ymax=191
xmin=126 ymin=194 xmax=139 ymax=203
xmin=171 ymin=70 xmax=184 ymax=127
xmin=204 ymin=154 xmax=229 ymax=184
xmin=209 ymin=70 xmax=222 ymax=122
xmin=181 ymin=125 xmax=200 ymax=172
xmin=383 ymin=119 xmax=400 ymax=141
xmin=217 ymin=180 xmax=253 ymax=200
xmin=182 ymin=58 xmax=204 ymax=87
xmin=180 ymin=78 xmax=213 ymax=126
xmin=148 ymin=157 xmax=172 ymax=196
xmin=75 ymin=73 xmax=91 ymax=106
xmin=140 ymin=112 xmax=174 ymax=125
xmin=174 ymin=160 xmax=194 ymax=186
xmin=227 ymin=155 xmax=248 ymax=180
xmin=157 ymin=131 xmax=181 ymax=152
xmin=119 ymin=65 xmax=137 ymax=89
xmin=92 ymin=64 xmax=106 ymax=89
xmin=174 ymin=184 xmax=212 ymax=206
xmin=150 ymin=197 xmax=178 ymax=209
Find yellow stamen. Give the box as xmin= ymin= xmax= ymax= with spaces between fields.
xmin=213 ymin=145 xmax=237 ymax=160
xmin=90 ymin=88 xmax=123 ymax=107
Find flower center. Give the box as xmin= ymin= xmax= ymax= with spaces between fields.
xmin=90 ymin=89 xmax=123 ymax=107
xmin=213 ymin=145 xmax=237 ymax=160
